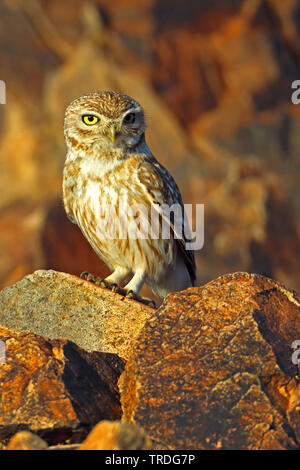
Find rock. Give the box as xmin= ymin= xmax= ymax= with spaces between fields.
xmin=119 ymin=272 xmax=300 ymax=450
xmin=0 ymin=325 xmax=124 ymax=446
xmin=7 ymin=431 xmax=48 ymax=450
xmin=78 ymin=420 xmax=152 ymax=450
xmin=0 ymin=270 xmax=154 ymax=361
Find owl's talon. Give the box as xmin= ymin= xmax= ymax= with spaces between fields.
xmin=111 ymin=283 xmax=120 ymax=293
xmin=80 ymin=272 xmax=106 ymax=286
xmin=80 ymin=273 xmax=155 ymax=307
xmin=82 ymin=273 xmax=126 ymax=294
xmin=125 ymin=290 xmax=135 ymax=299
xmin=125 ymin=290 xmax=156 ymax=308
xmin=94 ymin=278 xmax=123 ymax=292
xmin=80 ymin=271 xmax=90 ymax=280
xmin=80 ymin=271 xmax=98 ymax=283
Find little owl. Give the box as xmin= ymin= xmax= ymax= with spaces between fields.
xmin=63 ymin=91 xmax=196 ymax=306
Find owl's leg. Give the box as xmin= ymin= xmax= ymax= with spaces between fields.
xmin=81 ymin=269 xmax=156 ymax=307
xmin=103 ymin=267 xmax=131 ymax=290
xmin=124 ymin=270 xmax=145 ymax=294
xmin=81 ymin=267 xmax=130 ymax=293
xmin=124 ymin=271 xmax=156 ymax=308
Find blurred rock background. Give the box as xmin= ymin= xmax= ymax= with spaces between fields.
xmin=0 ymin=0 xmax=299 ymax=296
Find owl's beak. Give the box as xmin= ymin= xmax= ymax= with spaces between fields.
xmin=108 ymin=124 xmax=116 ymax=142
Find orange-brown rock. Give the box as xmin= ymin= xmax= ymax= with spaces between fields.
xmin=119 ymin=272 xmax=300 ymax=450
xmin=0 ymin=325 xmax=124 ymax=446
xmin=78 ymin=420 xmax=152 ymax=450
xmin=6 ymin=431 xmax=48 ymax=450
xmin=0 ymin=270 xmax=154 ymax=361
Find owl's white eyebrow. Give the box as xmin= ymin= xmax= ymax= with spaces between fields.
xmin=82 ymin=111 xmax=101 ymax=117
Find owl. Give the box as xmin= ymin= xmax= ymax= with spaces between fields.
xmin=63 ymin=91 xmax=196 ymax=306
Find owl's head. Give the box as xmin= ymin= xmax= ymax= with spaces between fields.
xmin=64 ymin=91 xmax=146 ymax=154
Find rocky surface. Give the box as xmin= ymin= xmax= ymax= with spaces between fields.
xmin=78 ymin=420 xmax=153 ymax=450
xmin=0 ymin=325 xmax=124 ymax=446
xmin=7 ymin=431 xmax=49 ymax=450
xmin=119 ymin=272 xmax=300 ymax=450
xmin=0 ymin=269 xmax=154 ymax=447
xmin=6 ymin=421 xmax=153 ymax=450
xmin=0 ymin=270 xmax=300 ymax=449
xmin=0 ymin=270 xmax=154 ymax=361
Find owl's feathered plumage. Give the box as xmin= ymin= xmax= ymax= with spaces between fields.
xmin=63 ymin=90 xmax=196 ymax=300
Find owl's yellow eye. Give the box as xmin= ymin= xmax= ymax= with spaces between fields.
xmin=82 ymin=115 xmax=99 ymax=125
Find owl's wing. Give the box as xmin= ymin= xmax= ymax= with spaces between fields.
xmin=66 ymin=213 xmax=77 ymax=225
xmin=135 ymin=158 xmax=196 ymax=285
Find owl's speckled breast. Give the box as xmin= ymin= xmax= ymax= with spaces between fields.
xmin=63 ymin=151 xmax=175 ymax=277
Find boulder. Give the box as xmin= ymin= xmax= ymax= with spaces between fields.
xmin=0 ymin=269 xmax=154 ymax=361
xmin=0 ymin=325 xmax=123 ymax=446
xmin=6 ymin=431 xmax=48 ymax=450
xmin=0 ymin=269 xmax=154 ymax=447
xmin=119 ymin=272 xmax=300 ymax=450
xmin=78 ymin=420 xmax=152 ymax=450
